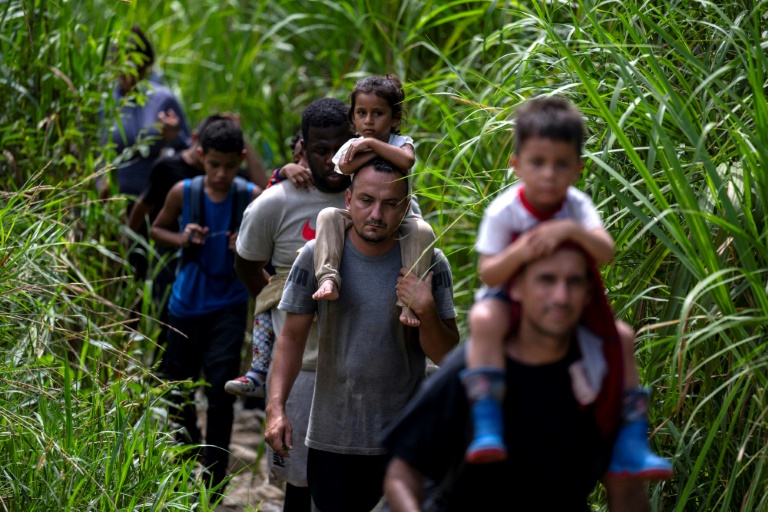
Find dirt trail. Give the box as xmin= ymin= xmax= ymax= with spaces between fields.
xmin=210 ymin=400 xmax=285 ymax=511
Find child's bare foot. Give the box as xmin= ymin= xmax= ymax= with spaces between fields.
xmin=400 ymin=306 xmax=421 ymax=327
xmin=313 ymin=280 xmax=339 ymax=301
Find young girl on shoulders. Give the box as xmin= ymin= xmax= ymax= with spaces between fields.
xmin=312 ymin=74 xmax=434 ymax=327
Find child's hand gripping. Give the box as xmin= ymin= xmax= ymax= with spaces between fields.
xmin=283 ymin=163 xmax=314 ymax=190
xmin=342 ymin=138 xmax=375 ymax=164
xmin=524 ymin=219 xmax=579 ymax=258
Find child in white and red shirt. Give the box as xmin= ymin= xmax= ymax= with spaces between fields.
xmin=464 ymin=97 xmax=672 ymax=482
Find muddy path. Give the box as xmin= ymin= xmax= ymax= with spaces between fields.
xmin=206 ymin=399 xmax=285 ymax=512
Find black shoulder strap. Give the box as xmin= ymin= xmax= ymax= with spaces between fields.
xmin=188 ymin=175 xmax=206 ymax=227
xmin=181 ymin=176 xmax=206 ymax=267
xmin=229 ymin=176 xmax=251 ymax=232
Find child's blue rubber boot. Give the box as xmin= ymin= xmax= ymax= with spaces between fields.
xmin=607 ymin=388 xmax=673 ymax=480
xmin=461 ymin=367 xmax=507 ymax=464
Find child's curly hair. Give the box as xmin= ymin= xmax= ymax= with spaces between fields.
xmin=349 ymin=74 xmax=406 ymax=134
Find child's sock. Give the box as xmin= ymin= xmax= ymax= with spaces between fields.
xmin=312 ymin=279 xmax=339 ymax=301
xmin=460 ymin=367 xmax=507 ymax=464
xmin=607 ymin=387 xmax=673 ymax=480
xmin=246 ymin=370 xmax=267 ymax=386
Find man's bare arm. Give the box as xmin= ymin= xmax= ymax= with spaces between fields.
xmin=150 ymin=183 xmax=194 ymax=248
xmin=234 ymin=255 xmax=270 ymax=298
xmin=264 ymin=312 xmax=313 ymax=457
xmin=384 ymin=457 xmax=425 ymax=512
xmin=478 ymin=232 xmax=536 ymax=287
xmin=127 ymin=196 xmax=153 ymax=232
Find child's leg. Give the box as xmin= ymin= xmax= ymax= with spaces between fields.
xmin=397 ymin=215 xmax=436 ymax=326
xmin=224 ymin=310 xmax=274 ymax=398
xmin=608 ymin=320 xmax=673 ymax=480
xmin=461 ymin=297 xmax=512 ymax=464
xmin=312 ymin=207 xmax=351 ymax=301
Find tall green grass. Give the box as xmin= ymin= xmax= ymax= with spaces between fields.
xmin=0 ymin=177 xmax=227 ymax=509
xmin=3 ymin=0 xmax=768 ymax=509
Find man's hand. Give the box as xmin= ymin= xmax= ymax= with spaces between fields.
xmin=181 ymin=223 xmax=208 ymax=248
xmin=227 ymin=231 xmax=238 ymax=252
xmin=283 ymin=163 xmax=314 ymax=190
xmin=265 ymin=406 xmax=294 ymax=458
xmin=157 ymin=109 xmax=181 ymax=144
xmin=396 ymin=270 xmax=435 ymax=320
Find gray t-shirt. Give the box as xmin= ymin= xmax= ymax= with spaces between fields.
xmin=237 ymin=182 xmax=347 ymax=370
xmin=279 ymin=239 xmax=457 ymax=455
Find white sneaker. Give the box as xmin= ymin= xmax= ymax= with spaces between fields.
xmin=224 ymin=376 xmax=265 ymax=398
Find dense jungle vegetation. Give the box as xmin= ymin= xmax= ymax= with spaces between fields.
xmin=2 ymin=0 xmax=767 ymax=510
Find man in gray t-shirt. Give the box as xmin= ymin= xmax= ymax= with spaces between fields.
xmin=266 ymin=158 xmax=460 ymax=512
xmin=235 ymin=98 xmax=352 ymax=505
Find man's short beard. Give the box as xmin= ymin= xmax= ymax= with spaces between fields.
xmin=355 ymin=220 xmax=389 ymax=243
xmin=527 ymin=315 xmax=576 ymax=343
xmin=308 ymin=160 xmax=349 ymax=193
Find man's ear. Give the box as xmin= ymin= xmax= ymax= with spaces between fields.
xmin=345 ymin=187 xmax=352 ymax=210
xmin=509 ymin=153 xmax=517 ymax=169
xmin=240 ymin=149 xmax=247 ymax=163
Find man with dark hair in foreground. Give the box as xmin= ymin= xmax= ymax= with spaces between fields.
xmin=381 ymin=245 xmax=650 ymax=511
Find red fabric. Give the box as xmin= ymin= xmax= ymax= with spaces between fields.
xmin=583 ymin=254 xmax=623 ymax=439
xmin=518 ymin=186 xmax=565 ymax=221
xmin=508 ymin=242 xmax=623 ymax=439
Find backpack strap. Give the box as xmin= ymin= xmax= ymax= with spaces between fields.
xmin=188 ymin=175 xmax=206 ymax=227
xmin=228 ymin=176 xmax=251 ymax=233
xmin=181 ymin=176 xmax=206 ymax=268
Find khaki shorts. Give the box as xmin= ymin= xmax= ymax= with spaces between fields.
xmin=266 ymin=369 xmax=315 ymax=487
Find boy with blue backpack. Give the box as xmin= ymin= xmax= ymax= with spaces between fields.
xmin=150 ymin=118 xmax=259 ymax=493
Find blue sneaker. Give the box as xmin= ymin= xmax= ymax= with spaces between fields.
xmin=466 ymin=397 xmax=507 ymax=464
xmin=607 ymin=418 xmax=673 ymax=480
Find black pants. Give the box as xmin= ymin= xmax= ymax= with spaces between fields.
xmin=307 ymin=448 xmax=390 ymax=512
xmin=150 ymin=248 xmax=178 ymax=375
xmin=164 ymin=302 xmax=247 ymax=488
